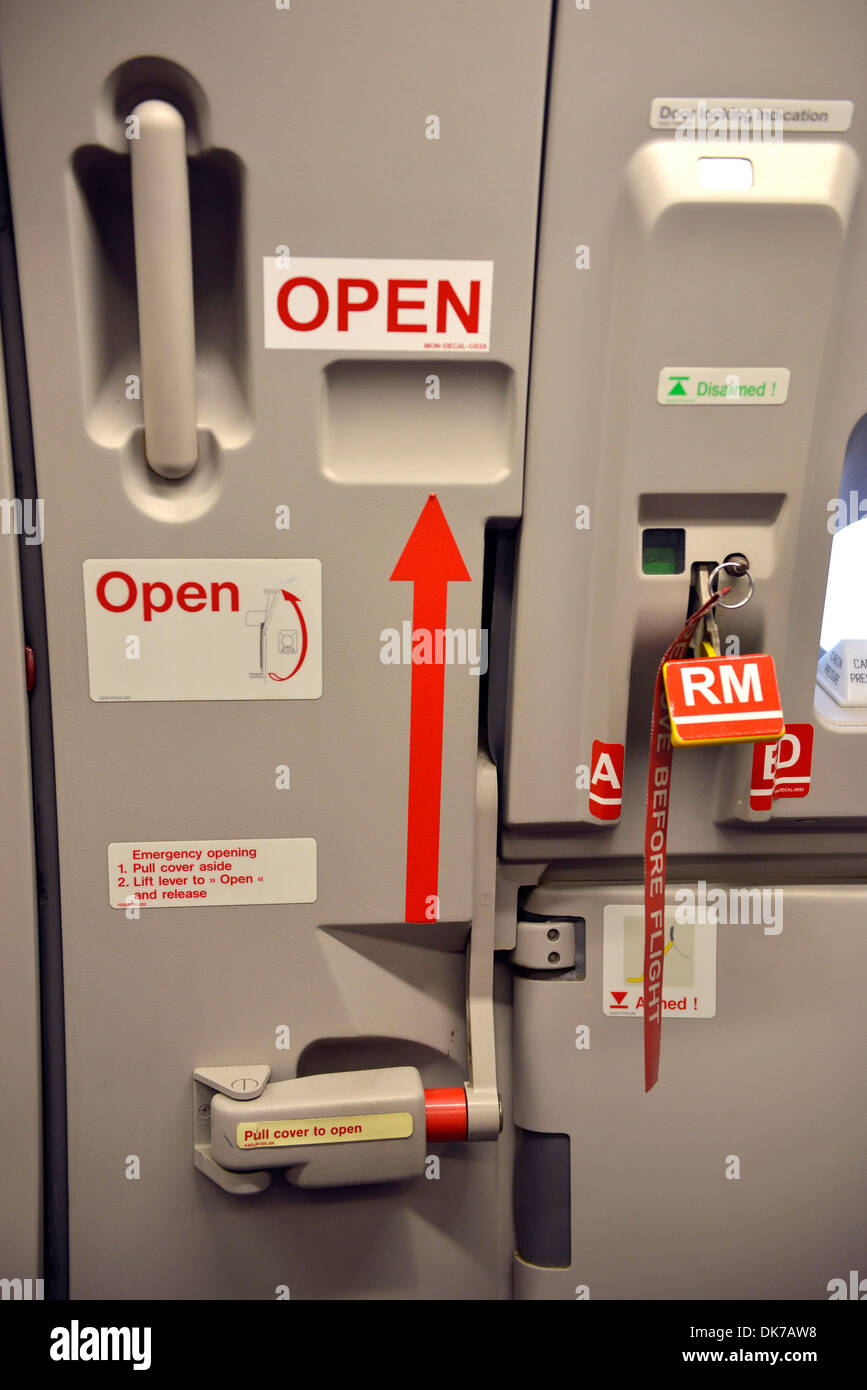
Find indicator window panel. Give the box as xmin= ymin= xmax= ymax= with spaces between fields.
xmin=642 ymin=528 xmax=685 ymax=575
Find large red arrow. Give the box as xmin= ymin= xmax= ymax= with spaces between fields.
xmin=390 ymin=495 xmax=471 ymax=923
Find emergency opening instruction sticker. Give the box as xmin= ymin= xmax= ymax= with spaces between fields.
xmin=658 ymin=368 xmax=789 ymax=405
xmin=603 ymin=904 xmax=717 ymax=1018
xmin=237 ymin=1112 xmax=413 ymax=1150
xmin=109 ymin=838 xmax=317 ymax=908
xmin=83 ymin=559 xmax=322 ymax=701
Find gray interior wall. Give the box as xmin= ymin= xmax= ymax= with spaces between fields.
xmin=515 ymin=882 xmax=867 ymax=1300
xmin=0 ymin=0 xmax=550 ymax=1298
xmin=504 ymin=0 xmax=867 ymax=861
xmin=0 ymin=314 xmax=42 ymax=1286
xmin=1 ymin=0 xmax=865 ymax=1304
xmin=505 ymin=0 xmax=867 ymax=1301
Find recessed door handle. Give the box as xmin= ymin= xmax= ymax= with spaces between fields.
xmin=129 ymin=99 xmax=198 ymax=479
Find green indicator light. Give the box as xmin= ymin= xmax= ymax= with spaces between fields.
xmin=643 ymin=547 xmax=678 ymax=575
xmin=642 ymin=527 xmax=685 ymax=574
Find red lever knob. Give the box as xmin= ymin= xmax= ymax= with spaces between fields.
xmin=424 ymin=1087 xmax=468 ymax=1141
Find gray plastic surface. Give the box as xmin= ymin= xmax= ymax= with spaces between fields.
xmin=0 ymin=0 xmax=548 ymax=1298
xmin=504 ymin=0 xmax=867 ymax=858
xmin=0 ymin=313 xmax=42 ymax=1286
xmin=515 ymin=881 xmax=867 ymax=1299
xmin=2 ymin=0 xmax=866 ymax=1305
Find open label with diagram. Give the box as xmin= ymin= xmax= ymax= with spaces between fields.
xmin=83 ymin=559 xmax=322 ymax=701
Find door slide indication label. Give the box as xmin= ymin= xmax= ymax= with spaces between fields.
xmin=237 ymin=1112 xmax=413 ymax=1150
xmin=109 ymin=838 xmax=317 ymax=908
xmin=603 ymin=904 xmax=717 ymax=1019
xmin=589 ymin=740 xmax=625 ymax=820
xmin=749 ymin=722 xmax=814 ymax=809
xmin=84 ymin=559 xmax=322 ymax=701
xmin=650 ymin=97 xmax=854 ymax=134
xmin=663 ymin=654 xmax=784 ymax=746
xmin=264 ymin=257 xmax=493 ymax=352
xmin=658 ymin=367 xmax=790 ymax=404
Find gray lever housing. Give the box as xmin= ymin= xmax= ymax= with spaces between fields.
xmin=197 ymin=1065 xmax=426 ymax=1191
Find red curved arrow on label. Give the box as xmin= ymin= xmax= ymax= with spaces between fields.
xmin=267 ymin=590 xmax=308 ymax=680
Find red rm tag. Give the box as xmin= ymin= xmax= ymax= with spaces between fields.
xmin=663 ymin=654 xmax=784 ymax=747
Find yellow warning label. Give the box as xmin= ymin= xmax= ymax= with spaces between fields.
xmin=236 ymin=1112 xmax=413 ymax=1150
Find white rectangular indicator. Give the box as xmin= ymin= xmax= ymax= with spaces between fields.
xmin=603 ymin=904 xmax=717 ymax=1019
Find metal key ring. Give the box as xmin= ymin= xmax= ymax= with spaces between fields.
xmin=708 ymin=561 xmax=754 ymax=609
